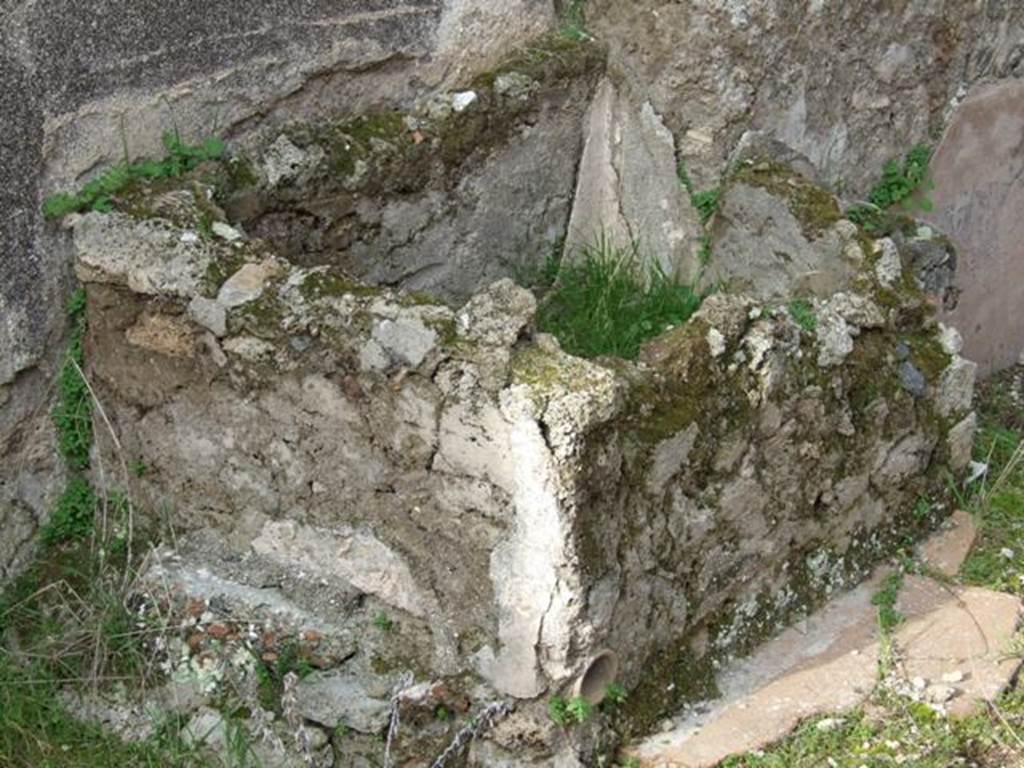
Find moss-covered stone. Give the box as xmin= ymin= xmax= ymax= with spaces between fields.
xmin=298 ymin=270 xmax=381 ymax=301
xmin=732 ymin=161 xmax=842 ymax=239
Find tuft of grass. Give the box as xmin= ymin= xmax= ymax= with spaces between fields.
xmin=691 ymin=187 xmax=721 ymax=226
xmin=846 ymin=143 xmax=933 ymax=234
xmin=560 ymin=0 xmax=591 ymax=41
xmin=53 ymin=289 xmax=92 ymax=470
xmin=787 ymin=299 xmax=818 ymax=334
xmin=870 ymin=571 xmax=904 ymax=633
xmin=961 ymin=374 xmax=1024 ymax=595
xmin=537 ymin=237 xmax=705 ymax=360
xmin=43 ymin=131 xmax=227 ymax=220
xmin=0 ymin=656 xmax=200 ymax=768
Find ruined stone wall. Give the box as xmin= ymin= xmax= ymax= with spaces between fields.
xmin=584 ymin=0 xmax=1024 ymax=371
xmin=62 ymin=142 xmax=974 ymax=762
xmin=0 ymin=0 xmax=555 ymax=579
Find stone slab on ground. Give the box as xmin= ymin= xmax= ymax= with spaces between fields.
xmin=895 ymin=575 xmax=1022 ymax=717
xmin=630 ymin=574 xmax=887 ymax=768
xmin=631 ymin=516 xmax=1022 ymax=767
xmin=918 ymin=510 xmax=978 ymax=578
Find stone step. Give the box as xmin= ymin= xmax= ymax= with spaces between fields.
xmin=629 ymin=513 xmax=1023 ymax=768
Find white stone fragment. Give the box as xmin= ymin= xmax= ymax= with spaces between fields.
xmin=451 ymin=90 xmax=478 ymax=112
xmin=875 ymin=238 xmax=902 ymax=287
xmin=211 ymin=222 xmax=243 ymax=242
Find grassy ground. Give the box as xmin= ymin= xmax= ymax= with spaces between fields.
xmin=717 ymin=367 xmax=1024 ymax=768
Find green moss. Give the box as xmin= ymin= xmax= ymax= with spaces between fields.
xmin=202 ymin=251 xmax=249 ymax=297
xmin=619 ymin=644 xmax=719 ymax=738
xmin=732 ymin=161 xmax=842 ymax=239
xmin=906 ymin=333 xmax=951 ymax=382
xmin=844 ymin=331 xmax=900 ymax=416
xmin=233 ymin=292 xmax=287 ymax=338
xmin=298 ymin=270 xmax=381 ymax=301
xmin=619 ymin=323 xmax=720 ymax=445
xmin=317 ymin=111 xmax=408 ymax=178
xmin=510 ymin=344 xmax=615 ymax=411
xmin=472 ymin=33 xmax=604 ymax=92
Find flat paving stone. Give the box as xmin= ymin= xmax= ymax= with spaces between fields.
xmin=918 ymin=509 xmax=978 ymax=578
xmin=630 ymin=519 xmax=1022 ymax=767
xmin=895 ymin=575 xmax=1022 ymax=717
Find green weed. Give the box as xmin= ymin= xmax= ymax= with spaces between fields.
xmin=691 ymin=187 xmax=721 ymax=226
xmin=372 ymin=612 xmax=394 ymax=632
xmin=697 ymin=233 xmax=713 ymax=267
xmin=846 ymin=143 xmax=933 ymax=234
xmin=548 ymin=695 xmax=593 ymax=726
xmin=560 ymin=0 xmax=591 ymax=41
xmin=567 ymin=696 xmax=594 ymax=724
xmin=787 ymin=299 xmax=817 ymax=334
xmin=41 ymin=475 xmax=97 ymax=546
xmin=548 ymin=696 xmax=570 ymax=726
xmin=53 ymin=289 xmax=92 ymax=470
xmin=604 ymin=682 xmax=628 ymax=707
xmin=871 ymin=571 xmax=904 ymax=633
xmin=538 ymin=237 xmax=704 ymax=360
xmin=43 ymin=131 xmax=226 ymax=220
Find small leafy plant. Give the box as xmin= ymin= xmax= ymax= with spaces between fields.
xmin=604 ymin=682 xmax=628 ymax=707
xmin=372 ymin=612 xmax=394 ymax=632
xmin=549 ymin=695 xmax=594 ymax=726
xmin=846 ymin=143 xmax=933 ymax=234
xmin=42 ymin=131 xmax=227 ymax=220
xmin=787 ymin=299 xmax=818 ymax=334
xmin=871 ymin=572 xmax=905 ymax=633
xmin=567 ymin=696 xmax=594 ymax=724
xmin=549 ymin=696 xmax=570 ymax=726
xmin=40 ymin=475 xmax=97 ymax=546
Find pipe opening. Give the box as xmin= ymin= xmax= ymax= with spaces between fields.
xmin=574 ymin=649 xmax=620 ymax=705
